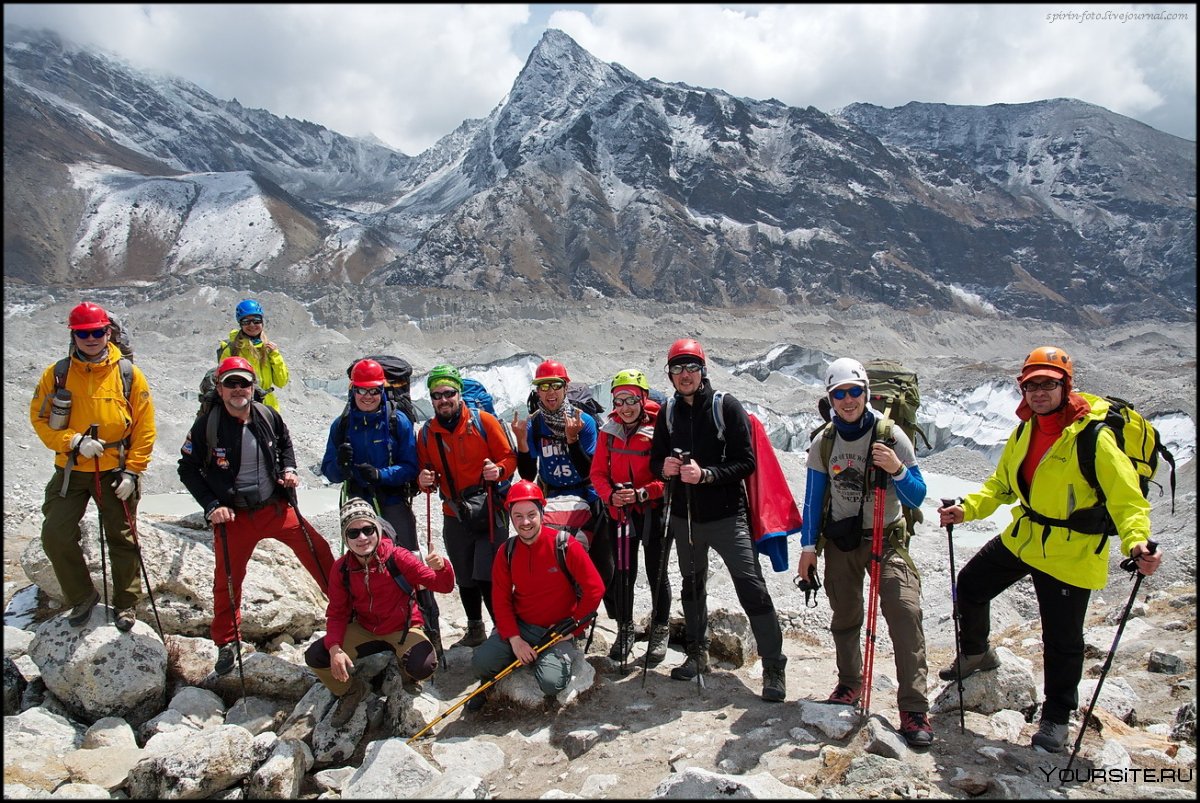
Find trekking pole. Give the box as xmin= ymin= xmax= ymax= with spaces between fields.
xmin=286 ymin=488 xmax=330 ymax=590
xmin=677 ymin=449 xmax=703 ymax=695
xmin=118 ymin=496 xmax=166 ymax=641
xmin=860 ymin=461 xmax=887 ymax=718
xmin=425 ymin=465 xmax=435 ymax=555
xmin=89 ymin=425 xmax=110 ymax=625
xmin=407 ymin=611 xmax=598 ymax=744
xmin=216 ymin=523 xmax=249 ymax=701
xmin=941 ymin=497 xmax=965 ymax=734
xmin=422 ymin=467 xmax=446 ymax=670
xmin=1065 ymin=541 xmax=1158 ymax=771
xmin=642 ymin=476 xmax=675 ymax=688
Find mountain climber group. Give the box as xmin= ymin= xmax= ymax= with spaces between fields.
xmin=28 ymin=299 xmax=1166 ymax=755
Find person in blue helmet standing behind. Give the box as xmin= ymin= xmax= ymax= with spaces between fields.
xmin=320 ymin=358 xmax=420 ymax=549
xmin=218 ymin=299 xmax=289 ymax=411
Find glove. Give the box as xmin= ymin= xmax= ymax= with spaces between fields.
xmin=70 ymin=433 xmax=105 ymax=459
xmin=337 ymin=443 xmax=354 ymax=471
xmin=355 ymin=463 xmax=381 ymax=484
xmin=112 ymin=471 xmax=139 ymax=501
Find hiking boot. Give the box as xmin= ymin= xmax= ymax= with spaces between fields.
xmin=214 ymin=643 xmax=237 ymax=676
xmin=464 ymin=682 xmax=491 ymax=713
xmin=114 ymin=607 xmax=137 ymax=632
xmin=67 ymin=589 xmax=100 ymax=627
xmin=645 ymin=623 xmax=670 ymax=667
xmin=455 ymin=620 xmax=487 ymax=648
xmin=670 ymin=644 xmax=709 ymax=681
xmin=938 ymin=647 xmax=1000 ymax=681
xmin=762 ymin=665 xmax=787 ymax=702
xmin=899 ymin=711 xmax=934 ymax=747
xmin=330 ymin=678 xmax=368 ymax=728
xmin=1031 ymin=719 xmax=1069 ymax=753
xmin=608 ymin=622 xmax=635 ymax=663
xmin=827 ymin=683 xmax=862 ymax=706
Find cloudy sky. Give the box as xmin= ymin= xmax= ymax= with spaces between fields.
xmin=5 ymin=3 xmax=1195 ymax=154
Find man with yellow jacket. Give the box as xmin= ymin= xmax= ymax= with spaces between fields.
xmin=29 ymin=302 xmax=157 ymax=631
xmin=937 ymin=346 xmax=1161 ymax=754
xmin=217 ymin=299 xmax=289 ymax=411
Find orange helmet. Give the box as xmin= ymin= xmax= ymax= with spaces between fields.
xmin=68 ymin=302 xmax=110 ymax=330
xmin=534 ymin=360 xmax=570 ymax=384
xmin=505 ymin=479 xmax=546 ymax=510
xmin=216 ymin=356 xmax=256 ymax=383
xmin=349 ymin=358 xmax=386 ymax=388
xmin=667 ymin=338 xmax=706 ymax=365
xmin=1019 ymin=346 xmax=1073 ymax=383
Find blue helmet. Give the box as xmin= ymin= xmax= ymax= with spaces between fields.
xmin=235 ymin=299 xmax=263 ymax=322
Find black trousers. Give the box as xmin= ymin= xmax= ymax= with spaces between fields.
xmin=956 ymin=535 xmax=1091 ymax=725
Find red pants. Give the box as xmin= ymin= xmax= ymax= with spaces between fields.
xmin=210 ymin=500 xmax=334 ymax=645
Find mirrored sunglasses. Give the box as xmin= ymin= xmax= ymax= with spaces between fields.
xmin=534 ymin=380 xmax=566 ymax=392
xmin=354 ymin=387 xmax=382 ymax=396
xmin=430 ymin=389 xmax=459 ymax=401
xmin=345 ymin=524 xmax=378 ymax=539
xmin=221 ymin=377 xmax=253 ymax=389
xmin=612 ymin=395 xmax=641 ymax=408
xmin=74 ymin=328 xmax=108 ymax=340
xmin=830 ymin=386 xmax=866 ymax=400
xmin=668 ymin=363 xmax=702 ymax=376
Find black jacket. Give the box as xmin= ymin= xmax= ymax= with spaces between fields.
xmin=178 ymin=403 xmax=296 ymax=518
xmin=649 ymin=381 xmax=755 ymax=523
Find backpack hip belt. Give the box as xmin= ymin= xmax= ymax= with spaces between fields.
xmin=1017 ymin=503 xmax=1112 ymax=555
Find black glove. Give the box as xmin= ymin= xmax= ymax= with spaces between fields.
xmin=337 ymin=443 xmax=354 ymax=471
xmin=355 ymin=463 xmax=381 ymax=484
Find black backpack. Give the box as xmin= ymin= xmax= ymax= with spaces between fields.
xmin=350 ymin=356 xmax=420 ymax=426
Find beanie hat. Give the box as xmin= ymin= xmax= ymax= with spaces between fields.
xmin=339 ymin=497 xmax=378 ymax=537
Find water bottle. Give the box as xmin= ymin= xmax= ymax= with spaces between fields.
xmin=48 ymin=388 xmax=72 ymax=430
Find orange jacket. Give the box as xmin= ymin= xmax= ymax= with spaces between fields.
xmin=416 ymin=403 xmax=517 ymax=518
xmin=30 ymin=343 xmax=156 ymax=474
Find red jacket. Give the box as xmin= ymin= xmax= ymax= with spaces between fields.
xmin=590 ymin=403 xmax=665 ymax=520
xmin=491 ymin=526 xmax=604 ymax=640
xmin=323 ymin=536 xmax=455 ymax=650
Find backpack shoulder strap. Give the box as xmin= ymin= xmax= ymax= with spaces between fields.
xmin=1076 ymin=419 xmax=1104 ymax=499
xmin=711 ymin=391 xmax=726 ymax=442
xmin=556 ymin=530 xmax=582 ymax=601
xmin=665 ymin=397 xmax=676 ymax=436
xmin=118 ymin=358 xmax=133 ymax=403
xmin=204 ymin=407 xmax=221 ymax=469
xmin=385 ymin=554 xmax=416 ymax=596
xmin=505 ymin=535 xmax=517 ymax=568
xmin=469 ymin=405 xmax=489 ymax=444
xmin=873 ymin=416 xmax=895 ymax=444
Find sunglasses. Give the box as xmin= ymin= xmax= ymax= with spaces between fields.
xmin=830 ymin=386 xmax=866 ymax=400
xmin=612 ymin=395 xmax=641 ymax=408
xmin=74 ymin=328 xmax=108 ymax=340
xmin=345 ymin=524 xmax=378 ymax=539
xmin=534 ymin=380 xmax=566 ymax=392
xmin=240 ymin=317 xmax=264 ymax=325
xmin=668 ymin=363 xmax=703 ymax=376
xmin=221 ymin=377 xmax=253 ymax=389
xmin=430 ymin=389 xmax=459 ymax=401
xmin=1021 ymin=379 xmax=1063 ymax=393
xmin=354 ymin=387 xmax=382 ymax=396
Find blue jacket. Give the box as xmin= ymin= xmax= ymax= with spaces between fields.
xmin=321 ymin=399 xmax=419 ymax=507
xmin=518 ymin=409 xmax=599 ymax=503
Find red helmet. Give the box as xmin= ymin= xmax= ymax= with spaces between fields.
xmin=216 ymin=356 xmax=256 ymax=381
xmin=534 ymin=359 xmax=570 ymax=384
xmin=350 ymin=358 xmax=386 ymax=388
xmin=505 ymin=480 xmax=546 ymax=510
xmin=667 ymin=338 xmax=706 ymax=365
xmin=68 ymin=302 xmax=110 ymax=330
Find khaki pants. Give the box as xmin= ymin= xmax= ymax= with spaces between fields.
xmin=823 ymin=530 xmax=928 ymax=712
xmin=41 ymin=466 xmax=142 ymax=610
xmin=306 ymin=621 xmax=431 ymax=695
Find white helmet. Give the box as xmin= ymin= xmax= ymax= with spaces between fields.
xmin=825 ymin=358 xmax=869 ymax=392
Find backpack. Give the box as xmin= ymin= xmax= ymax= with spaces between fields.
xmin=526 ymin=382 xmax=605 ymax=418
xmin=352 ymin=356 xmax=420 ymax=425
xmin=107 ymin=314 xmax=134 ymax=361
xmin=460 ymin=377 xmax=496 ymax=416
xmin=503 ymin=530 xmax=582 ymax=601
xmin=1014 ymin=393 xmax=1177 ymax=550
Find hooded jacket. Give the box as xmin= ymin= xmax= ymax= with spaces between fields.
xmin=30 ymin=342 xmax=156 ymax=474
xmin=320 ymin=397 xmax=419 ymax=506
xmin=962 ymin=393 xmax=1151 ymax=589
xmin=324 ymin=534 xmax=455 ymax=649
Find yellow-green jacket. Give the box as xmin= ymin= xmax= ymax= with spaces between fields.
xmin=962 ymin=397 xmax=1150 ymax=590
xmin=218 ymin=328 xmax=289 ymax=411
xmin=30 ymin=342 xmax=156 ymax=474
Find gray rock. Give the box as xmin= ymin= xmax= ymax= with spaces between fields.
xmin=5 ymin=655 xmax=28 ymax=715
xmin=864 ymin=716 xmax=908 ymax=760
xmin=247 ymin=738 xmax=305 ymax=799
xmin=931 ymin=647 xmax=1037 ymax=717
xmin=991 ymin=773 xmax=1064 ymax=799
xmin=3 ymin=708 xmax=82 ymax=792
xmin=430 ymin=736 xmax=505 ymax=777
xmin=81 ymin=717 xmax=138 ymax=750
xmin=1148 ymin=650 xmax=1187 ymax=674
xmin=1076 ymin=676 xmax=1139 ymax=724
xmin=795 ymin=699 xmax=860 ymax=740
xmin=126 ymin=724 xmax=256 ymax=799
xmin=1170 ymin=700 xmax=1196 ymax=743
xmin=342 ymin=739 xmax=442 ymax=798
xmin=4 ymin=625 xmax=36 ymax=658
xmin=651 ymin=766 xmax=810 ymax=798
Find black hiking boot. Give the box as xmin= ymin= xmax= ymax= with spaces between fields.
xmin=670 ymin=644 xmax=709 ymax=681
xmin=608 ymin=622 xmax=635 ymax=663
xmin=455 ymin=620 xmax=487 ymax=648
xmin=214 ymin=643 xmax=237 ymax=676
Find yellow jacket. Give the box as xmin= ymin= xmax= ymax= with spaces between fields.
xmin=962 ymin=399 xmax=1151 ymax=590
xmin=218 ymin=328 xmax=289 ymax=411
xmin=30 ymin=343 xmax=156 ymax=474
